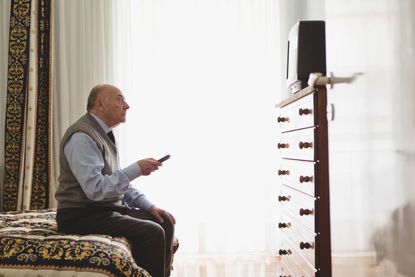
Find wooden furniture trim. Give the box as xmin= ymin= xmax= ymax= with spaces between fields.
xmin=314 ymin=87 xmax=332 ymax=276
xmin=276 ymin=86 xmax=325 ymax=108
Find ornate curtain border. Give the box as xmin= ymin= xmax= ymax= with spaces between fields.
xmin=3 ymin=0 xmax=32 ymax=211
xmin=31 ymin=0 xmax=52 ymax=210
xmin=3 ymin=0 xmax=52 ymax=211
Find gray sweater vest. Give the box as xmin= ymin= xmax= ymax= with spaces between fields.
xmin=55 ymin=113 xmax=121 ymax=209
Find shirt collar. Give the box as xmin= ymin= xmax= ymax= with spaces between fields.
xmin=89 ymin=112 xmax=112 ymax=134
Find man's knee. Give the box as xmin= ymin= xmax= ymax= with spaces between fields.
xmin=133 ymin=220 xmax=165 ymax=242
xmin=161 ymin=218 xmax=174 ymax=238
xmin=152 ymin=222 xmax=166 ymax=239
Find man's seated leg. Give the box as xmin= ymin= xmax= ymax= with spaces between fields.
xmin=56 ymin=207 xmax=166 ymax=277
xmin=123 ymin=208 xmax=175 ymax=277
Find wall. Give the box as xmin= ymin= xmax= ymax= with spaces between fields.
xmin=280 ymin=0 xmax=415 ymax=275
xmin=325 ymin=0 xmax=415 ymax=275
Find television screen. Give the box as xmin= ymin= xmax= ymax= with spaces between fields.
xmin=286 ymin=21 xmax=326 ymax=94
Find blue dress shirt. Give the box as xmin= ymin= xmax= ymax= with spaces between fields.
xmin=63 ymin=113 xmax=153 ymax=210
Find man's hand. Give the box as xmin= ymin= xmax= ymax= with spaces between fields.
xmin=149 ymin=205 xmax=176 ymax=225
xmin=137 ymin=158 xmax=162 ymax=176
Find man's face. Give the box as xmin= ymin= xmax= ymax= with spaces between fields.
xmin=98 ymin=85 xmax=130 ymax=128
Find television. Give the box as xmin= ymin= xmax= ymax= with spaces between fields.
xmin=286 ymin=20 xmax=326 ymax=94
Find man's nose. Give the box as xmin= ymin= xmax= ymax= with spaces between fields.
xmin=124 ymin=101 xmax=130 ymax=109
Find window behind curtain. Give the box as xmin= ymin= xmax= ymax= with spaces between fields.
xmin=112 ymin=0 xmax=282 ymax=257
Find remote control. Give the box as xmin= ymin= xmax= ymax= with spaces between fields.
xmin=158 ymin=154 xmax=171 ymax=163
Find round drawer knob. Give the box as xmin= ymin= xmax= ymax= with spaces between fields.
xmin=277 ymin=116 xmax=289 ymax=123
xmin=300 ymin=242 xmax=314 ymax=249
xmin=299 ymin=141 xmax=312 ymax=149
xmin=277 ymin=143 xmax=289 ymax=149
xmin=278 ymin=222 xmax=290 ymax=228
xmin=299 ymin=208 xmax=313 ymax=216
xmin=299 ymin=175 xmax=313 ymax=183
xmin=278 ymin=249 xmax=291 ymax=255
xmin=278 ymin=169 xmax=290 ymax=176
xmin=278 ymin=195 xmax=290 ymax=202
xmin=299 ymin=108 xmax=312 ymax=116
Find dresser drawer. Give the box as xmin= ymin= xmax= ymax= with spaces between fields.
xmin=282 ymin=220 xmax=316 ymax=269
xmin=279 ymin=237 xmax=317 ymax=277
xmin=278 ymin=127 xmax=315 ymax=161
xmin=278 ymin=93 xmax=315 ymax=133
xmin=278 ymin=159 xmax=316 ymax=197
xmin=280 ymin=208 xmax=315 ymax=264
xmin=278 ymin=186 xmax=315 ymax=230
xmin=278 ymin=211 xmax=316 ymax=244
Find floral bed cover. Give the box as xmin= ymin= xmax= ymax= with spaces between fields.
xmin=0 ymin=209 xmax=151 ymax=277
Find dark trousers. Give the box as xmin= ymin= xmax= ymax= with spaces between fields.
xmin=56 ymin=205 xmax=174 ymax=277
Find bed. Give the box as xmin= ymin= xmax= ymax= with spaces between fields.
xmin=0 ymin=209 xmax=151 ymax=277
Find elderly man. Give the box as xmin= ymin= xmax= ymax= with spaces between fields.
xmin=55 ymin=84 xmax=175 ymax=277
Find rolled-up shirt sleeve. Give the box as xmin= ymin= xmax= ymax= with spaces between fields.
xmin=64 ymin=132 xmax=151 ymax=207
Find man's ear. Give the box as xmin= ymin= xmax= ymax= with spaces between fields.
xmin=95 ymin=97 xmax=105 ymax=111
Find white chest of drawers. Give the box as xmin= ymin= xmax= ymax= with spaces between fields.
xmin=276 ymin=86 xmax=332 ymax=277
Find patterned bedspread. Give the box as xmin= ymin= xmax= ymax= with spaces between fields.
xmin=0 ymin=209 xmax=151 ymax=277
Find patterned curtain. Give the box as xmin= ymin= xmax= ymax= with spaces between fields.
xmin=3 ymin=0 xmax=52 ymax=211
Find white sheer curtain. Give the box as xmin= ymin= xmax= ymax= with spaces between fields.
xmin=2 ymin=0 xmax=291 ymax=274
xmin=0 ymin=0 xmax=11 ymax=211
xmin=110 ymin=1 xmax=284 ymax=275
xmin=51 ymin=0 xmax=119 ymax=205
